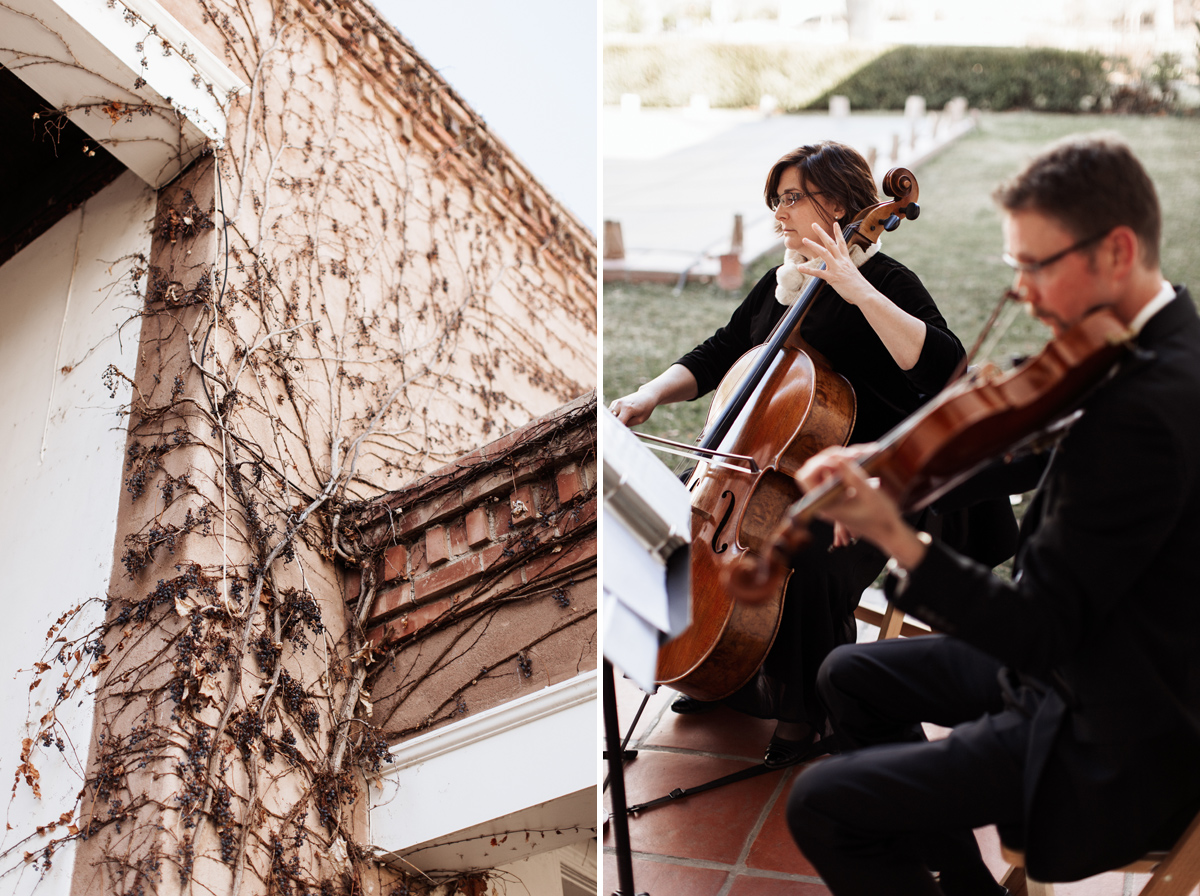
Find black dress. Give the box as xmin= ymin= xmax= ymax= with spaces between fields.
xmin=674 ymin=256 xmax=965 ymax=727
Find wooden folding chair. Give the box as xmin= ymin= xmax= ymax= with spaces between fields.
xmin=854 ymin=591 xmax=933 ymax=640
xmin=999 ymin=807 xmax=1200 ymax=896
xmin=853 ymin=599 xmax=925 ymax=640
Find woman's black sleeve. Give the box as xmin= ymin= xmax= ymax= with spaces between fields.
xmin=674 ymin=268 xmax=779 ymax=398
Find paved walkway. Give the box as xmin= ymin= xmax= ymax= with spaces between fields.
xmin=602 ymin=103 xmax=975 ymax=282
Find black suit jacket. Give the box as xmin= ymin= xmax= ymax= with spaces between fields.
xmin=889 ymin=288 xmax=1200 ymax=881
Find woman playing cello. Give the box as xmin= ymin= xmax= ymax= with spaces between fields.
xmin=609 ymin=141 xmax=969 ymax=766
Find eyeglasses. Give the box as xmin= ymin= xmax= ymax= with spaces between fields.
xmin=770 ymin=189 xmax=823 ymax=212
xmin=1001 ymin=231 xmax=1109 ymax=274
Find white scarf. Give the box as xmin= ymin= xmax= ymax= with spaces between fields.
xmin=774 ymin=240 xmax=881 ymax=306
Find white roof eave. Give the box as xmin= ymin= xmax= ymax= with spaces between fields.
xmin=0 ymin=0 xmax=248 ymax=187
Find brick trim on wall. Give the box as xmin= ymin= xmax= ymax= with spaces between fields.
xmin=340 ymin=392 xmax=597 ymax=738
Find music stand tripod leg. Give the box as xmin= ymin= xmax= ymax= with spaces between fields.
xmin=603 ymin=660 xmax=649 ymax=896
xmin=603 ymin=688 xmax=649 ymax=791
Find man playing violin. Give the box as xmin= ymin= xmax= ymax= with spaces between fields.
xmin=786 ymin=134 xmax=1200 ymax=895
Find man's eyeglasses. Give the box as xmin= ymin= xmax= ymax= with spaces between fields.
xmin=1001 ymin=231 xmax=1109 ymax=274
xmin=770 ymin=190 xmax=823 ymax=212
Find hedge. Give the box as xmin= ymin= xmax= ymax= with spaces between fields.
xmin=807 ymin=46 xmax=1110 ymax=113
xmin=603 ymin=41 xmax=882 ymax=109
xmin=604 ymin=42 xmax=1117 ymax=113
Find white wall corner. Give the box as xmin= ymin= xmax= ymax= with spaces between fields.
xmin=0 ymin=170 xmax=156 ymax=896
xmin=0 ymin=0 xmax=247 ymax=187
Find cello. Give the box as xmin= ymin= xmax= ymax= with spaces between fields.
xmin=654 ymin=168 xmax=923 ymax=702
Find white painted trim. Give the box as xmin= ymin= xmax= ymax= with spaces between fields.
xmin=558 ymin=839 xmax=598 ymax=892
xmin=113 ymin=0 xmax=246 ymax=106
xmin=369 ymin=671 xmax=597 ymax=869
xmin=376 ymin=671 xmax=597 ymax=774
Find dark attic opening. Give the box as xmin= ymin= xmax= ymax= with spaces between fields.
xmin=0 ymin=64 xmax=125 ymax=268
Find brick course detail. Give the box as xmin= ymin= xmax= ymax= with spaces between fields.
xmin=341 ymin=391 xmax=596 ymax=661
xmin=425 ymin=524 xmax=449 ymax=566
xmin=465 ymin=507 xmax=489 ymax=547
xmin=340 ymin=392 xmax=597 ymax=738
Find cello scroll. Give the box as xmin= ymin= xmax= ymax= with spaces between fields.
xmin=844 ymin=167 xmax=921 ymax=249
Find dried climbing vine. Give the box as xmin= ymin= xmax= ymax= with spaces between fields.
xmin=0 ymin=0 xmax=595 ymax=893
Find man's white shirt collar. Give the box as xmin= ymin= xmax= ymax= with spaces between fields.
xmin=1127 ymin=280 xmax=1176 ymax=334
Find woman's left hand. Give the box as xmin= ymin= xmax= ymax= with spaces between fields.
xmin=802 ymin=222 xmax=872 ymax=306
xmin=802 ymin=222 xmax=928 ymax=372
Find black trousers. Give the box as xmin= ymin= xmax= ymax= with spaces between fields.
xmin=723 ymin=524 xmax=885 ymax=727
xmin=787 ymin=635 xmax=1029 ymax=896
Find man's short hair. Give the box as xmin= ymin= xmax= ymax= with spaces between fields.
xmin=993 ymin=133 xmax=1161 ymax=268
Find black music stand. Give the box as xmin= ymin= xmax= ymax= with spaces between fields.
xmin=603 ymin=660 xmax=647 ymax=896
xmin=602 ymin=410 xmax=695 ymax=896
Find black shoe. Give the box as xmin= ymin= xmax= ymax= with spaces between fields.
xmin=670 ymin=694 xmax=717 ymax=714
xmin=763 ymin=733 xmax=838 ymax=769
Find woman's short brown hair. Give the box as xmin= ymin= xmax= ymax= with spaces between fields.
xmin=764 ymin=142 xmax=879 ymax=226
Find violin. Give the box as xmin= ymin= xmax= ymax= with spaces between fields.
xmin=725 ymin=305 xmax=1135 ymax=603
xmin=654 ymin=169 xmax=922 ymax=702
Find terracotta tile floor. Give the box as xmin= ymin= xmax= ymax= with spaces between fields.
xmin=602 ymin=668 xmax=1192 ymax=896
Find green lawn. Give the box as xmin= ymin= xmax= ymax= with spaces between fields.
xmin=603 ymin=112 xmax=1200 ymax=465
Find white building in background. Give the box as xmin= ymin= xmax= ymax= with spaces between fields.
xmin=607 ymin=0 xmax=1200 ymax=62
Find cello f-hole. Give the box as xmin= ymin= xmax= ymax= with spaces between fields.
xmin=711 ymin=490 xmax=737 ymax=554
